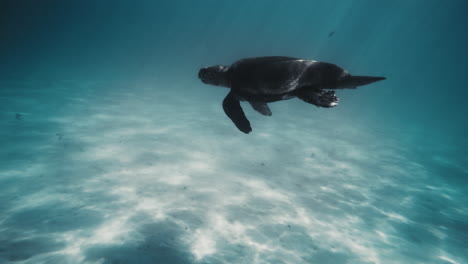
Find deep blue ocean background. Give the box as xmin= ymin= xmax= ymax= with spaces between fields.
xmin=1 ymin=1 xmax=467 ymax=263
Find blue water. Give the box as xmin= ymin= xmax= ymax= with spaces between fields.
xmin=1 ymin=1 xmax=467 ymax=263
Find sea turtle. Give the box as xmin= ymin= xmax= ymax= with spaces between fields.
xmin=198 ymin=56 xmax=385 ymax=133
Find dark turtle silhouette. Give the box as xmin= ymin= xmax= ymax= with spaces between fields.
xmin=198 ymin=56 xmax=385 ymax=133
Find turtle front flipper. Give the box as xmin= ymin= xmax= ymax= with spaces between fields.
xmin=297 ymin=90 xmax=339 ymax=108
xmin=223 ymin=91 xmax=252 ymax=133
xmin=249 ymin=101 xmax=272 ymax=116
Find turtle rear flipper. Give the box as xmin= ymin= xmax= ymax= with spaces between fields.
xmin=223 ymin=91 xmax=252 ymax=133
xmin=297 ymin=90 xmax=339 ymax=108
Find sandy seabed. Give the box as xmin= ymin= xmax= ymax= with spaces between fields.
xmin=0 ymin=80 xmax=466 ymax=264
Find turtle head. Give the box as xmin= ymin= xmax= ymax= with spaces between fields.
xmin=198 ymin=65 xmax=230 ymax=87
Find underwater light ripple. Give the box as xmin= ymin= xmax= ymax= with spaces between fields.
xmin=0 ymin=81 xmax=466 ymax=264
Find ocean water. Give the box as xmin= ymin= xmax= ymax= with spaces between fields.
xmin=1 ymin=0 xmax=467 ymax=263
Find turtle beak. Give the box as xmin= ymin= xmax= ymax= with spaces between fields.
xmin=198 ymin=68 xmax=207 ymax=80
xmin=338 ymin=75 xmax=386 ymax=88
